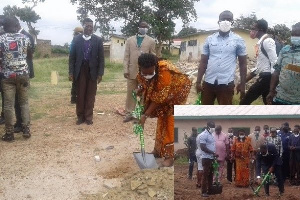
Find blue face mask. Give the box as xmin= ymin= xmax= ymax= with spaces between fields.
xmin=291 ymin=36 xmax=300 ymax=46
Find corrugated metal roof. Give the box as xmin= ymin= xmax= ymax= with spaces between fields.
xmin=174 ymin=105 xmax=300 ymax=119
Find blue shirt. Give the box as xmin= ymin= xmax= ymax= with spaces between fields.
xmin=202 ymin=31 xmax=247 ymax=84
xmin=199 ymin=129 xmax=216 ymax=159
xmin=273 ymin=45 xmax=300 ymax=104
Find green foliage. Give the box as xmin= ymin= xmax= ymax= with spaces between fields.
xmin=3 ymin=5 xmax=41 ymax=37
xmin=233 ymin=12 xmax=257 ymax=30
xmin=71 ymin=0 xmax=200 ymax=54
xmin=177 ymin=26 xmax=197 ymax=38
xmin=268 ymin=24 xmax=291 ymax=44
xmin=51 ymin=47 xmax=69 ymax=55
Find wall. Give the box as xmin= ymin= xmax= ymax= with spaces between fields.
xmin=110 ymin=37 xmax=126 ymax=63
xmin=36 ymin=39 xmax=52 ymax=58
xmin=174 ymin=118 xmax=300 ymax=151
xmin=179 ymin=30 xmax=257 ymax=62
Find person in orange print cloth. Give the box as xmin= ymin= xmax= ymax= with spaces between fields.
xmin=137 ymin=53 xmax=191 ymax=167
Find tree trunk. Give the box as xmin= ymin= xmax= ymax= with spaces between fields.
xmin=156 ymin=40 xmax=162 ymax=58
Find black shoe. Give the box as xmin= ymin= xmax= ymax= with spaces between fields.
xmin=123 ymin=115 xmax=133 ymax=123
xmin=0 ymin=117 xmax=5 ymax=125
xmin=14 ymin=126 xmax=23 ymax=133
xmin=2 ymin=133 xmax=14 ymax=142
xmin=23 ymin=126 xmax=31 ymax=138
xmin=86 ymin=120 xmax=93 ymax=125
xmin=76 ymin=118 xmax=85 ymax=125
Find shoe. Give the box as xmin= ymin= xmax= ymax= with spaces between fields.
xmin=70 ymin=97 xmax=76 ymax=104
xmin=76 ymin=118 xmax=85 ymax=125
xmin=2 ymin=133 xmax=14 ymax=142
xmin=23 ymin=126 xmax=31 ymax=138
xmin=123 ymin=115 xmax=133 ymax=123
xmin=86 ymin=120 xmax=93 ymax=125
xmin=0 ymin=117 xmax=5 ymax=125
xmin=201 ymin=193 xmax=209 ymax=197
xmin=14 ymin=126 xmax=23 ymax=133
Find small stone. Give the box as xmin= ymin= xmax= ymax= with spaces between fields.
xmin=94 ymin=155 xmax=101 ymax=162
xmin=105 ymin=146 xmax=114 ymax=150
xmin=148 ymin=188 xmax=156 ymax=198
xmin=131 ymin=180 xmax=142 ymax=190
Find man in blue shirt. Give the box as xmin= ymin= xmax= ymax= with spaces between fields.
xmin=199 ymin=121 xmax=217 ymax=197
xmin=196 ymin=10 xmax=247 ymax=105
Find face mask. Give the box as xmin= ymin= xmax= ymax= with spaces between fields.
xmin=143 ymin=72 xmax=156 ymax=80
xmin=138 ymin=28 xmax=148 ymax=35
xmin=219 ymin=20 xmax=232 ymax=33
xmin=209 ymin=128 xmax=215 ymax=133
xmin=250 ymin=30 xmax=258 ymax=39
xmin=291 ymin=36 xmax=300 ymax=46
xmin=228 ymin=133 xmax=233 ymax=137
xmin=254 ymin=131 xmax=260 ymax=135
xmin=239 ymin=135 xmax=245 ymax=139
xmin=82 ymin=35 xmax=91 ymax=41
xmin=295 ymin=134 xmax=299 ymax=137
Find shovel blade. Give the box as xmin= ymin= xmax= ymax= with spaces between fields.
xmin=133 ymin=152 xmax=158 ymax=169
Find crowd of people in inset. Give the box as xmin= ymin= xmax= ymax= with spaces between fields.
xmin=187 ymin=122 xmax=300 ymax=197
xmin=196 ymin=10 xmax=300 ymax=105
xmin=0 ymin=16 xmax=34 ymax=142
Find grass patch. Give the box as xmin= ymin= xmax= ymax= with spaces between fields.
xmin=174 ymin=156 xmax=189 ymax=165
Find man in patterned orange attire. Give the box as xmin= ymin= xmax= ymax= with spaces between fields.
xmin=231 ymin=129 xmax=254 ymax=187
xmin=137 ymin=53 xmax=191 ymax=167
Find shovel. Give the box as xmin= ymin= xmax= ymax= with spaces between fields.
xmin=132 ymin=91 xmax=158 ymax=169
xmin=250 ymin=171 xmax=271 ymax=197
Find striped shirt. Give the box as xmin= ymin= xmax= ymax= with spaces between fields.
xmin=202 ymin=31 xmax=247 ymax=84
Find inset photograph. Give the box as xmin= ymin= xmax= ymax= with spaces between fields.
xmin=174 ymin=105 xmax=300 ymax=199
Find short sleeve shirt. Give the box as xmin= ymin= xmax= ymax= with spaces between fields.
xmin=202 ymin=31 xmax=247 ymax=84
xmin=0 ymin=33 xmax=30 ymax=78
xmin=199 ymin=129 xmax=216 ymax=159
xmin=273 ymin=45 xmax=300 ymax=104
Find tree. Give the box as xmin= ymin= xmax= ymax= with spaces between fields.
xmin=268 ymin=24 xmax=291 ymax=44
xmin=71 ymin=0 xmax=200 ymax=56
xmin=177 ymin=26 xmax=197 ymax=38
xmin=233 ymin=12 xmax=257 ymax=30
xmin=3 ymin=5 xmax=41 ymax=41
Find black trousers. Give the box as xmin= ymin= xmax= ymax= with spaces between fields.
xmin=202 ymin=158 xmax=214 ymax=194
xmin=282 ymin=151 xmax=290 ymax=181
xmin=262 ymin=164 xmax=284 ymax=194
xmin=240 ymin=74 xmax=271 ymax=105
xmin=71 ymin=80 xmax=76 ymax=101
xmin=227 ymin=159 xmax=236 ymax=182
xmin=188 ymin=153 xmax=197 ymax=177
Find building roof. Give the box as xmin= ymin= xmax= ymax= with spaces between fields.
xmin=174 ymin=105 xmax=300 ymax=120
xmin=178 ymin=28 xmax=250 ymax=39
xmin=110 ymin=34 xmax=128 ymax=40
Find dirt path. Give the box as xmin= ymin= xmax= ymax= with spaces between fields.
xmin=175 ymin=164 xmax=300 ymax=200
xmin=0 ymin=72 xmax=173 ymax=199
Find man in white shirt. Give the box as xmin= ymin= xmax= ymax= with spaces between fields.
xmin=239 ymin=19 xmax=278 ymax=105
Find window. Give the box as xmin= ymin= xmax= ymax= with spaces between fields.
xmin=117 ymin=40 xmax=119 ymax=43
xmin=174 ymin=127 xmax=178 ymax=143
xmin=198 ymin=127 xmax=205 ymax=133
xmin=188 ymin=40 xmax=197 ymax=46
xmin=180 ymin=41 xmax=186 ymax=51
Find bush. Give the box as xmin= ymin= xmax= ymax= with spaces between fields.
xmin=51 ymin=47 xmax=69 ymax=55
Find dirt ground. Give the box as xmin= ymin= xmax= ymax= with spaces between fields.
xmin=175 ymin=164 xmax=300 ymax=200
xmin=0 ymin=70 xmax=173 ymax=199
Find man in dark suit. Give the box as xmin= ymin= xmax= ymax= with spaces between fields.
xmin=256 ymin=143 xmax=284 ymax=196
xmin=69 ymin=18 xmax=104 ymax=125
xmin=14 ymin=18 xmax=35 ymax=133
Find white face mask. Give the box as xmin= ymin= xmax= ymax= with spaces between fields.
xmin=219 ymin=20 xmax=232 ymax=33
xmin=138 ymin=28 xmax=148 ymax=36
xmin=239 ymin=135 xmax=245 ymax=139
xmin=254 ymin=131 xmax=260 ymax=135
xmin=82 ymin=35 xmax=91 ymax=41
xmin=209 ymin=128 xmax=215 ymax=133
xmin=228 ymin=133 xmax=233 ymax=137
xmin=143 ymin=72 xmax=156 ymax=80
xmin=295 ymin=133 xmax=299 ymax=137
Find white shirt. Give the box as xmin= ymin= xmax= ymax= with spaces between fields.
xmin=251 ymin=34 xmax=278 ymax=75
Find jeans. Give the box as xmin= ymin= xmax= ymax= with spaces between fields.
xmin=2 ymin=75 xmax=30 ymax=132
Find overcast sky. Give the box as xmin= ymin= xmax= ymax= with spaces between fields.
xmin=1 ymin=0 xmax=300 ymax=45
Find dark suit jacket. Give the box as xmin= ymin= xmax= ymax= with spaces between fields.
xmin=21 ymin=29 xmax=35 ymax=78
xmin=256 ymin=143 xmax=282 ymax=176
xmin=69 ymin=34 xmax=104 ymax=81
